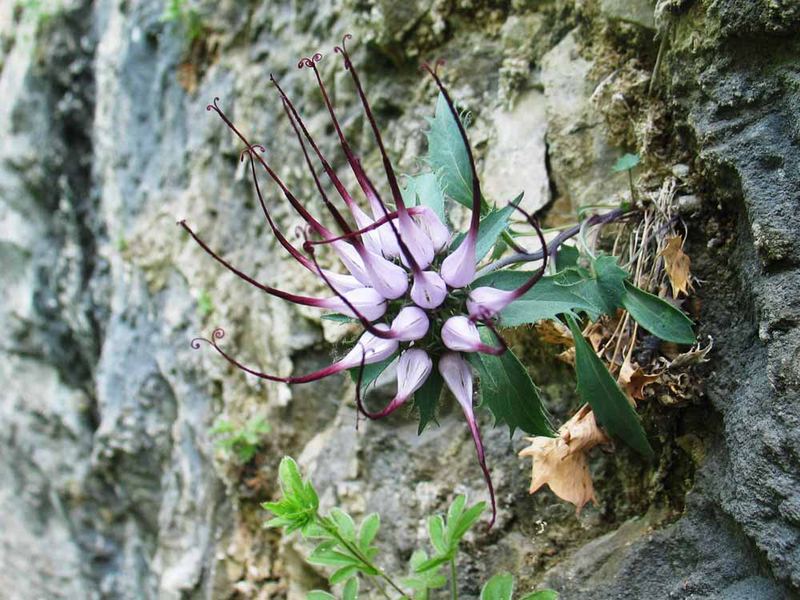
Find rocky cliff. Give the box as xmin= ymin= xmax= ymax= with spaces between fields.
xmin=0 ymin=0 xmax=798 ymax=598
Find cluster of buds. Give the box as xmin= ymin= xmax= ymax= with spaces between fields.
xmin=183 ymin=36 xmax=549 ymax=526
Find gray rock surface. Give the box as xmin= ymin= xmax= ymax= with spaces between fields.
xmin=0 ymin=0 xmax=798 ymax=599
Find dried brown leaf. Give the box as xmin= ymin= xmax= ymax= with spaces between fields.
xmin=659 ymin=236 xmax=693 ymax=297
xmin=536 ymin=320 xmax=574 ymax=346
xmin=519 ymin=405 xmax=611 ymax=513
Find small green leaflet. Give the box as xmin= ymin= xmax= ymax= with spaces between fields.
xmin=321 ymin=313 xmax=356 ymax=323
xmin=413 ymin=368 xmax=443 ymax=434
xmin=402 ymin=550 xmax=447 ymax=599
xmin=479 ymin=573 xmax=559 ymax=600
xmin=403 ymin=171 xmax=447 ymax=224
xmin=467 ymin=329 xmax=554 ymax=436
xmin=565 ymin=315 xmax=653 ymax=459
xmin=612 ymin=153 xmax=640 ymax=172
xmin=621 ymin=281 xmax=696 ymax=344
xmin=481 ymin=573 xmax=515 ymax=600
xmin=520 ymin=591 xmax=560 ymax=600
xmin=426 ymin=92 xmax=474 ymax=210
xmin=450 ymin=194 xmax=523 ymax=263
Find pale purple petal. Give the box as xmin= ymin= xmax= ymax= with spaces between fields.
xmin=320 ymin=287 xmax=387 ymax=321
xmin=438 ymin=351 xmax=496 ymax=527
xmin=390 ymin=306 xmax=430 ymax=341
xmin=441 ymin=316 xmax=483 ymax=352
xmin=395 ymin=348 xmax=433 ymax=400
xmin=398 ymin=212 xmax=435 ymax=270
xmin=341 ymin=326 xmax=398 ymax=368
xmin=360 ymin=249 xmax=409 ymax=299
xmin=410 ymin=270 xmax=448 ymax=309
xmin=466 ymin=286 xmax=516 ymax=319
xmin=414 ymin=206 xmax=450 ymax=253
xmin=440 ymin=235 xmax=476 ymax=288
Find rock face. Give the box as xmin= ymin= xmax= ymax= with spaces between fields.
xmin=0 ymin=1 xmax=798 ymax=599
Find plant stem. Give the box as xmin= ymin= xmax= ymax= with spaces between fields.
xmin=449 ymin=559 xmax=458 ymax=600
xmin=476 ymin=208 xmax=632 ymax=278
xmin=323 ymin=523 xmax=410 ymax=599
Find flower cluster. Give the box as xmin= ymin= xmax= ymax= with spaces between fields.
xmin=183 ymin=36 xmax=549 ymax=526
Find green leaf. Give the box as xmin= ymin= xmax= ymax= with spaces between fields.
xmin=413 ymin=368 xmax=443 ymax=434
xmin=330 ymin=508 xmax=357 ymax=541
xmin=451 ymin=501 xmax=486 ymax=541
xmin=556 ymin=244 xmax=580 ymax=271
xmin=467 ymin=330 xmax=555 ymax=436
xmin=565 ymin=315 xmax=653 ymax=459
xmin=612 ymin=153 xmax=640 ymax=172
xmin=307 ymin=591 xmax=336 ymax=600
xmin=358 ymin=513 xmax=380 ymax=550
xmin=329 ymin=565 xmax=360 ymax=586
xmin=519 ymin=590 xmax=559 ymax=600
xmin=450 ymin=195 xmax=522 ymax=263
xmin=480 ymin=573 xmax=515 ymax=600
xmin=415 ymin=554 xmax=450 ymax=574
xmin=403 ymin=172 xmax=447 ymax=223
xmin=348 ymin=353 xmax=397 ymax=395
xmin=321 ymin=313 xmax=356 ymax=323
xmin=470 ymin=270 xmax=608 ymax=327
xmin=427 ymin=515 xmax=448 ymax=556
xmin=404 ymin=550 xmax=448 ymax=599
xmin=342 ymin=577 xmax=359 ymax=600
xmin=307 ymin=547 xmax=360 ymax=567
xmin=621 ymin=282 xmax=695 ymax=344
xmin=593 ymin=255 xmax=628 ymax=313
xmin=426 ymin=92 xmax=474 ymax=209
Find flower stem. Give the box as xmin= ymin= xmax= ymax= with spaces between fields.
xmin=449 ymin=558 xmax=459 ymax=600
xmin=322 ymin=521 xmax=410 ymax=599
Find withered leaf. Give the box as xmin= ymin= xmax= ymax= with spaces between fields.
xmin=659 ymin=236 xmax=693 ymax=297
xmin=519 ymin=405 xmax=610 ymax=513
xmin=618 ymin=357 xmax=661 ymax=402
xmin=535 ymin=319 xmax=573 ymax=346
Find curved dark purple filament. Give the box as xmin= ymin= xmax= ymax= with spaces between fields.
xmin=192 ymin=328 xmax=348 ymax=384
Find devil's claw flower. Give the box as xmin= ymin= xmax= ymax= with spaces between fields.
xmin=182 ymin=36 xmax=548 ymax=527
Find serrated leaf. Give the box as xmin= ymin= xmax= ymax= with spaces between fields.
xmin=556 ymin=244 xmax=580 ymax=271
xmin=342 ymin=577 xmax=359 ymax=600
xmin=426 ymin=92 xmax=473 ymax=209
xmin=329 ymin=565 xmax=360 ymax=586
xmin=467 ymin=331 xmax=555 ymax=436
xmin=349 ymin=353 xmax=397 ymax=395
xmin=469 ymin=271 xmax=609 ymax=327
xmin=403 ymin=171 xmax=447 ymax=223
xmin=413 ymin=367 xmax=443 ymax=434
xmin=621 ymin=282 xmax=695 ymax=344
xmin=519 ymin=590 xmax=559 ymax=600
xmin=358 ymin=513 xmax=380 ymax=550
xmin=593 ymin=255 xmax=627 ymax=313
xmin=612 ymin=153 xmax=640 ymax=172
xmin=565 ymin=315 xmax=653 ymax=459
xmin=480 ymin=573 xmax=515 ymax=600
xmin=307 ymin=591 xmax=336 ymax=600
xmin=427 ymin=515 xmax=448 ymax=556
